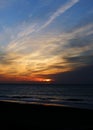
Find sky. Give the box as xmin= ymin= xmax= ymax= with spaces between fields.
xmin=0 ymin=0 xmax=93 ymax=84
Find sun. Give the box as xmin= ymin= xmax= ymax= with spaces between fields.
xmin=29 ymin=77 xmax=52 ymax=83
xmin=44 ymin=79 xmax=51 ymax=82
xmin=43 ymin=79 xmax=52 ymax=82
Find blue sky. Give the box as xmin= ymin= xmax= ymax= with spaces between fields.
xmin=0 ymin=0 xmax=93 ymax=83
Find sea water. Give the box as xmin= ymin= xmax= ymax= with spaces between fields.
xmin=0 ymin=83 xmax=93 ymax=110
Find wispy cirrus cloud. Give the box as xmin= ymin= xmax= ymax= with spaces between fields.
xmin=38 ymin=0 xmax=80 ymax=31
xmin=0 ymin=21 xmax=92 ymax=78
xmin=0 ymin=0 xmax=79 ymax=47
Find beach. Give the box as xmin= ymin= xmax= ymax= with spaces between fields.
xmin=0 ymin=100 xmax=93 ymax=130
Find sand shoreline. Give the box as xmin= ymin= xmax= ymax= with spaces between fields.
xmin=0 ymin=100 xmax=93 ymax=129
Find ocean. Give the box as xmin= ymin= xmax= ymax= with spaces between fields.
xmin=0 ymin=83 xmax=93 ymax=110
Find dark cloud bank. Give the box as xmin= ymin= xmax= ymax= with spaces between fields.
xmin=51 ymin=64 xmax=93 ymax=84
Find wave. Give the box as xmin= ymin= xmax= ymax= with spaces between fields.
xmin=0 ymin=95 xmax=93 ymax=110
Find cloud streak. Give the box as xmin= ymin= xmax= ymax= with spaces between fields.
xmin=38 ymin=0 xmax=79 ymax=31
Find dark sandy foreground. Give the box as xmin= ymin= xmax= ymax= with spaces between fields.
xmin=0 ymin=101 xmax=93 ymax=130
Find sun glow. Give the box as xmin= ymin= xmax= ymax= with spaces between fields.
xmin=44 ymin=79 xmax=52 ymax=82
xmin=33 ymin=78 xmax=52 ymax=82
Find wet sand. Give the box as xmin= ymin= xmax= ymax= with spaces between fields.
xmin=0 ymin=100 xmax=93 ymax=130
